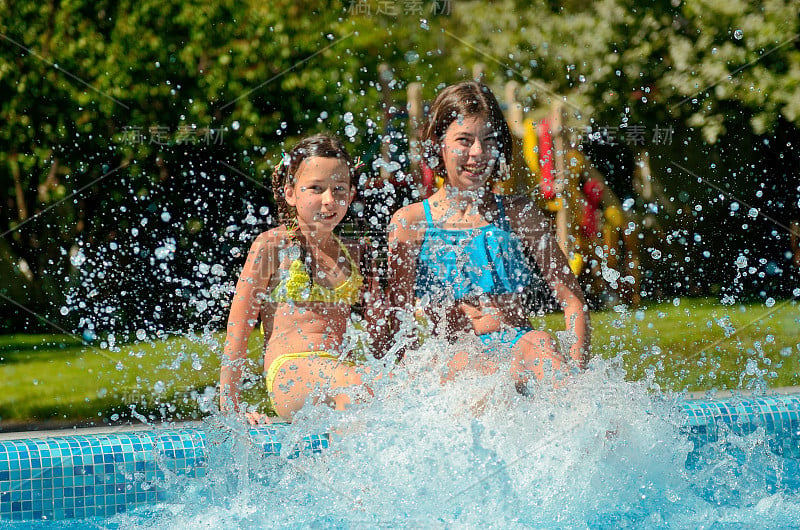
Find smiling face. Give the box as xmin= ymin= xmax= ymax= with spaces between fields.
xmin=440 ymin=114 xmax=501 ymax=192
xmin=284 ymin=156 xmax=354 ymax=234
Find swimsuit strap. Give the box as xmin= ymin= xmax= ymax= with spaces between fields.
xmin=494 ymin=194 xmax=511 ymax=232
xmin=331 ymin=233 xmax=357 ymax=270
xmin=422 ymin=199 xmax=434 ymax=227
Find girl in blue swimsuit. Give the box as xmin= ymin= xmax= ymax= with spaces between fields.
xmin=387 ymin=81 xmax=590 ymax=388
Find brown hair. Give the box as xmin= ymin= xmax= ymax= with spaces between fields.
xmin=270 ymin=133 xmax=354 ymax=224
xmin=420 ymin=81 xmax=512 ymax=181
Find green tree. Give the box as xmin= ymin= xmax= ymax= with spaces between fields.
xmin=0 ymin=0 xmax=452 ymax=333
xmin=448 ymin=0 xmax=799 ymax=141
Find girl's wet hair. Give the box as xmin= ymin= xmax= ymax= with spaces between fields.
xmin=271 ymin=133 xmax=354 ymax=224
xmin=421 ymin=81 xmax=512 ymax=181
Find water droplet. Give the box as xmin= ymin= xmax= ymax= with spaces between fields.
xmin=154 ymin=246 xmax=172 ymax=260
xmin=404 ymin=51 xmax=420 ymax=64
xmin=231 ymin=121 xmax=240 ymax=131
xmin=161 ymin=211 xmax=171 ymax=222
xmin=70 ymin=251 xmax=86 ymax=267
xmin=734 ymin=29 xmax=743 ymax=40
xmin=136 ymin=329 xmax=147 ymax=341
xmin=744 ymin=358 xmax=759 ymax=375
xmin=747 ymin=207 xmax=758 ymax=218
xmin=154 ymin=381 xmax=165 ymax=393
xmin=765 ymin=297 xmax=775 ymax=307
xmin=60 ymin=306 xmax=69 ymax=316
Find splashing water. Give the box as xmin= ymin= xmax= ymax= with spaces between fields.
xmin=106 ymin=337 xmax=800 ymax=529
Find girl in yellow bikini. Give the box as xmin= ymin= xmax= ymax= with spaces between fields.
xmin=220 ymin=134 xmax=379 ymax=423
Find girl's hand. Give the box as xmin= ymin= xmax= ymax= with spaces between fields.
xmin=457 ymin=300 xmax=503 ymax=335
xmin=569 ymin=343 xmax=588 ymax=370
xmin=244 ymin=411 xmax=274 ymax=425
xmin=442 ymin=302 xmax=473 ymax=336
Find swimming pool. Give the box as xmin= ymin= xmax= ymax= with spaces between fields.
xmin=1 ymin=393 xmax=799 ymax=524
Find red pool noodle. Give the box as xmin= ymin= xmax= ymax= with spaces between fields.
xmin=538 ymin=119 xmax=555 ymax=200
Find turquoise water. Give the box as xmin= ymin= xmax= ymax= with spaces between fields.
xmin=104 ymin=341 xmax=800 ymax=529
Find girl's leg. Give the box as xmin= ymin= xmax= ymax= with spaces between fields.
xmin=270 ymin=358 xmax=367 ymax=420
xmin=510 ymin=330 xmax=566 ymax=387
xmin=442 ymin=350 xmax=500 ymax=383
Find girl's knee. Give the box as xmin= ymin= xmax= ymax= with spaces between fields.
xmin=516 ymin=331 xmax=558 ymax=357
xmin=512 ymin=331 xmax=566 ymax=383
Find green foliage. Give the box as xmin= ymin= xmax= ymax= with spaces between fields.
xmin=0 ymin=0 xmax=449 ymax=332
xmin=449 ymin=0 xmax=800 ymax=142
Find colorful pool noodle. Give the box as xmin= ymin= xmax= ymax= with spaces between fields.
xmin=420 ymin=159 xmax=436 ymax=197
xmin=537 ymin=118 xmax=556 ymax=200
xmin=522 ymin=118 xmax=539 ymax=193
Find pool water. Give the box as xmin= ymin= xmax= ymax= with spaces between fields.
xmin=2 ymin=346 xmax=800 ymax=528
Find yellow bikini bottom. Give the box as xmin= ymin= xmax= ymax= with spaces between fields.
xmin=265 ymin=351 xmax=354 ymax=395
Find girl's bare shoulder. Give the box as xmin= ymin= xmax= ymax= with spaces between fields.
xmin=246 ymin=227 xmax=295 ymax=265
xmin=252 ymin=226 xmax=292 ymax=248
xmin=389 ymin=201 xmax=427 ymax=234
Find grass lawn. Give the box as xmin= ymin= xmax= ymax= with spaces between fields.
xmin=1 ymin=297 xmax=798 ymax=427
xmin=0 ymin=330 xmax=266 ymax=427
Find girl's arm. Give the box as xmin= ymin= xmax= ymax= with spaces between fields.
xmin=514 ymin=198 xmax=591 ymax=367
xmin=385 ymin=207 xmax=428 ymax=356
xmin=220 ymin=231 xmax=277 ymax=413
xmin=356 ymin=236 xmax=391 ymax=358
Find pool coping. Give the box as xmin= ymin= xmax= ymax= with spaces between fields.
xmin=686 ymin=385 xmax=800 ymax=400
xmin=0 ymin=422 xmax=210 ymax=442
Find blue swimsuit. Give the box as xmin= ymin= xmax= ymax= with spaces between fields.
xmin=415 ymin=195 xmax=542 ymax=348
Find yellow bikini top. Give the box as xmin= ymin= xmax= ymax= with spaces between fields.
xmin=270 ymin=235 xmax=364 ymax=305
